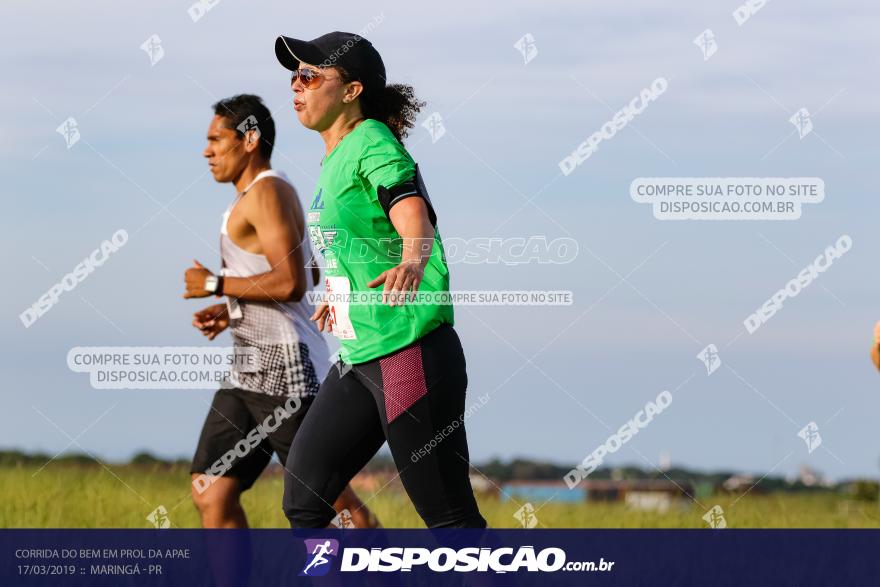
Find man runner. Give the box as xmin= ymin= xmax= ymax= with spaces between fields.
xmin=184 ymin=94 xmax=376 ymax=528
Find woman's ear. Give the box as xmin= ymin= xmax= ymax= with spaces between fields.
xmin=344 ymin=80 xmax=364 ymax=103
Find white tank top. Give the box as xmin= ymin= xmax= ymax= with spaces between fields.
xmin=220 ymin=169 xmax=330 ymax=397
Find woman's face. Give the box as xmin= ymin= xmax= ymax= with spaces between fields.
xmin=291 ymin=63 xmax=349 ymax=131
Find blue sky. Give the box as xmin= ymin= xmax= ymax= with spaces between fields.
xmin=3 ymin=0 xmax=879 ymax=481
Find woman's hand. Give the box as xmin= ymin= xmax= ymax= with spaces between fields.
xmin=311 ymin=302 xmax=333 ymax=332
xmin=367 ymin=260 xmax=425 ymax=306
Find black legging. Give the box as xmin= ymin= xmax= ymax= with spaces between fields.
xmin=282 ymin=323 xmax=486 ymax=528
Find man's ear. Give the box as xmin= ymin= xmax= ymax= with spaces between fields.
xmin=343 ymin=80 xmax=364 ymax=103
xmin=243 ymin=129 xmax=260 ymax=153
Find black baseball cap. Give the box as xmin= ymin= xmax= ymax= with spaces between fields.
xmin=275 ymin=32 xmax=386 ymax=93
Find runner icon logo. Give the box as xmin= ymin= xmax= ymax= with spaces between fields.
xmin=146 ymin=505 xmax=171 ymax=529
xmin=702 ymin=505 xmax=727 ymax=529
xmin=514 ymin=33 xmax=538 ymax=65
xmin=789 ymin=108 xmax=813 ymax=139
xmin=697 ymin=344 xmax=721 ymax=375
xmin=331 ymin=508 xmax=356 ymax=528
xmin=140 ymin=34 xmax=164 ymax=66
xmin=236 ymin=115 xmax=260 ymax=141
xmin=513 ymin=503 xmax=539 ymax=528
xmin=422 ymin=112 xmax=446 ymax=143
xmin=693 ymin=29 xmax=717 ymax=61
xmin=798 ymin=422 xmax=822 ymax=453
xmin=300 ymin=539 xmax=339 ymax=576
xmin=56 ymin=117 xmax=80 ymax=149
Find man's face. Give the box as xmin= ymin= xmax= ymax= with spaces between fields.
xmin=203 ymin=115 xmax=246 ymax=183
xmin=292 ymin=63 xmax=350 ymax=131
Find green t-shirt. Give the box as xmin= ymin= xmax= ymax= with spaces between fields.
xmin=307 ymin=119 xmax=454 ymax=364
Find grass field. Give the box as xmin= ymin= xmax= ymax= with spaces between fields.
xmin=2 ymin=464 xmax=879 ymax=529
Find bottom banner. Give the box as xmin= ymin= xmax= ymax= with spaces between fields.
xmin=2 ymin=529 xmax=877 ymax=585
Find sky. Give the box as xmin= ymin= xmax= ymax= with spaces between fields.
xmin=2 ymin=0 xmax=880 ymax=482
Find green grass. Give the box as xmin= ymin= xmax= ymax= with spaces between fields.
xmin=2 ymin=464 xmax=879 ymax=528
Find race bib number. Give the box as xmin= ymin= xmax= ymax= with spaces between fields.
xmin=325 ymin=276 xmax=357 ymax=340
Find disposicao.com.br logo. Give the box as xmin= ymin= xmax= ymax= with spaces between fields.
xmin=300 ymin=539 xmax=613 ymax=575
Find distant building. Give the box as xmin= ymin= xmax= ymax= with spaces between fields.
xmin=502 ymin=480 xmax=585 ymax=503
xmin=587 ymin=479 xmax=694 ymax=512
xmin=722 ymin=474 xmax=757 ymax=493
xmin=659 ymin=452 xmax=672 ymax=472
xmin=500 ymin=479 xmax=694 ymax=511
xmin=798 ymin=465 xmax=831 ymax=488
xmin=470 ymin=474 xmax=500 ymax=497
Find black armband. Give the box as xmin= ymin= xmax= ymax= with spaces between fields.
xmin=377 ymin=164 xmax=437 ymax=227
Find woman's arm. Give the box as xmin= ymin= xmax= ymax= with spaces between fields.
xmin=366 ymin=197 xmax=435 ymax=306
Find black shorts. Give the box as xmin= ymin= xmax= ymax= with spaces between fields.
xmin=191 ymin=387 xmax=314 ymax=491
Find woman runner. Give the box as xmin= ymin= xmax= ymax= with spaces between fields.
xmin=274 ymin=31 xmax=487 ymax=528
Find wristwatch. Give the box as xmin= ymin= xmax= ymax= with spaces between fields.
xmin=204 ymin=274 xmax=223 ymax=295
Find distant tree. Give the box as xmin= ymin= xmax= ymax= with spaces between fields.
xmin=130 ymin=451 xmax=164 ymax=466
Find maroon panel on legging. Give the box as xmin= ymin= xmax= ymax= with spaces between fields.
xmin=379 ymin=345 xmax=428 ymax=423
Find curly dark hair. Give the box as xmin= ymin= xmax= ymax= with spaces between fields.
xmin=337 ymin=67 xmax=425 ymax=143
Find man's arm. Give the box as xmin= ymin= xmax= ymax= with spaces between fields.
xmin=220 ymin=180 xmax=309 ymax=302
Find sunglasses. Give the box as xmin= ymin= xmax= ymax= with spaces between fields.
xmin=290 ymin=68 xmax=341 ymax=90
